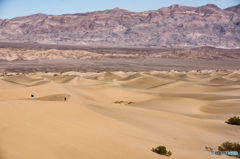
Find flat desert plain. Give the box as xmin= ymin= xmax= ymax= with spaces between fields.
xmin=0 ymin=70 xmax=240 ymax=159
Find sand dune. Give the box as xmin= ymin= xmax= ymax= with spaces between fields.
xmin=117 ymin=72 xmax=143 ymax=81
xmin=225 ymin=72 xmax=240 ymax=79
xmin=3 ymin=74 xmax=42 ymax=82
xmin=200 ymin=99 xmax=240 ymax=114
xmin=3 ymin=74 xmax=50 ymax=86
xmin=0 ymin=79 xmax=24 ymax=90
xmin=98 ymin=72 xmax=121 ymax=81
xmin=119 ymin=75 xmax=173 ymax=89
xmin=0 ymin=81 xmax=70 ymax=101
xmin=149 ymin=80 xmax=238 ymax=93
xmin=230 ymin=80 xmax=240 ymax=85
xmin=42 ymin=75 xmax=77 ymax=83
xmin=128 ymin=97 xmax=207 ymax=115
xmin=67 ymin=76 xmax=106 ymax=86
xmin=0 ymin=70 xmax=239 ymax=159
xmin=208 ymin=77 xmax=234 ymax=85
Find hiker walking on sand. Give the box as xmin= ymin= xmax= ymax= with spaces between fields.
xmin=31 ymin=94 xmax=34 ymax=100
xmin=64 ymin=97 xmax=67 ymax=101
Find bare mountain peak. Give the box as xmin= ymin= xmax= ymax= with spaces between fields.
xmin=104 ymin=7 xmax=131 ymax=15
xmin=164 ymin=4 xmax=196 ymax=12
xmin=32 ymin=13 xmax=47 ymax=16
xmin=167 ymin=4 xmax=186 ymax=10
xmin=205 ymin=3 xmax=220 ymax=9
xmin=11 ymin=13 xmax=48 ymax=22
xmin=170 ymin=4 xmax=181 ymax=8
xmin=110 ymin=7 xmax=129 ymax=12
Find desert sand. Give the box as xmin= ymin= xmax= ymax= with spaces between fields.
xmin=0 ymin=70 xmax=240 ymax=159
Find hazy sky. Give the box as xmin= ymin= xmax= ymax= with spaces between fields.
xmin=0 ymin=0 xmax=239 ymax=19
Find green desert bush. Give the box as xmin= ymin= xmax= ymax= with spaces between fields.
xmin=218 ymin=141 xmax=240 ymax=157
xmin=226 ymin=116 xmax=240 ymax=126
xmin=152 ymin=146 xmax=172 ymax=157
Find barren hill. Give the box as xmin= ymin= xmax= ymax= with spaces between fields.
xmin=1 ymin=4 xmax=240 ymax=48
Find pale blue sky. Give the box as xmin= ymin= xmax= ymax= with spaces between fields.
xmin=0 ymin=0 xmax=239 ymax=20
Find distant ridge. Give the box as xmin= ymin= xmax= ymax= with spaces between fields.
xmin=0 ymin=4 xmax=240 ymax=48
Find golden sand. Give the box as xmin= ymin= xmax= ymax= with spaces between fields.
xmin=0 ymin=70 xmax=240 ymax=159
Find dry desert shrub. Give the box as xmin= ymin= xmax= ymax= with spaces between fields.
xmin=114 ymin=101 xmax=135 ymax=105
xmin=167 ymin=151 xmax=172 ymax=157
xmin=226 ymin=116 xmax=240 ymax=126
xmin=218 ymin=141 xmax=240 ymax=157
xmin=205 ymin=146 xmax=213 ymax=151
xmin=151 ymin=146 xmax=172 ymax=157
xmin=126 ymin=101 xmax=135 ymax=105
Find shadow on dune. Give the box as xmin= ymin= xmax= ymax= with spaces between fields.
xmin=20 ymin=94 xmax=70 ymax=101
xmin=0 ymin=141 xmax=5 ymax=159
xmin=44 ymin=75 xmax=77 ymax=83
xmin=0 ymin=152 xmax=4 ymax=159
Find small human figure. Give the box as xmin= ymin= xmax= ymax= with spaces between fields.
xmin=64 ymin=97 xmax=67 ymax=101
xmin=31 ymin=94 xmax=34 ymax=100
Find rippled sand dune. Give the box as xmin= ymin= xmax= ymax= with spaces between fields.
xmin=0 ymin=70 xmax=240 ymax=159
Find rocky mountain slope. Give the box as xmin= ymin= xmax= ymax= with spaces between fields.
xmin=225 ymin=4 xmax=240 ymax=14
xmin=0 ymin=4 xmax=240 ymax=48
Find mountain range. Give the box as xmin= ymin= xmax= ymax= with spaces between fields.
xmin=0 ymin=3 xmax=240 ymax=48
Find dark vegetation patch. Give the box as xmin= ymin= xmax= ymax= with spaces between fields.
xmin=151 ymin=146 xmax=172 ymax=157
xmin=226 ymin=116 xmax=240 ymax=126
